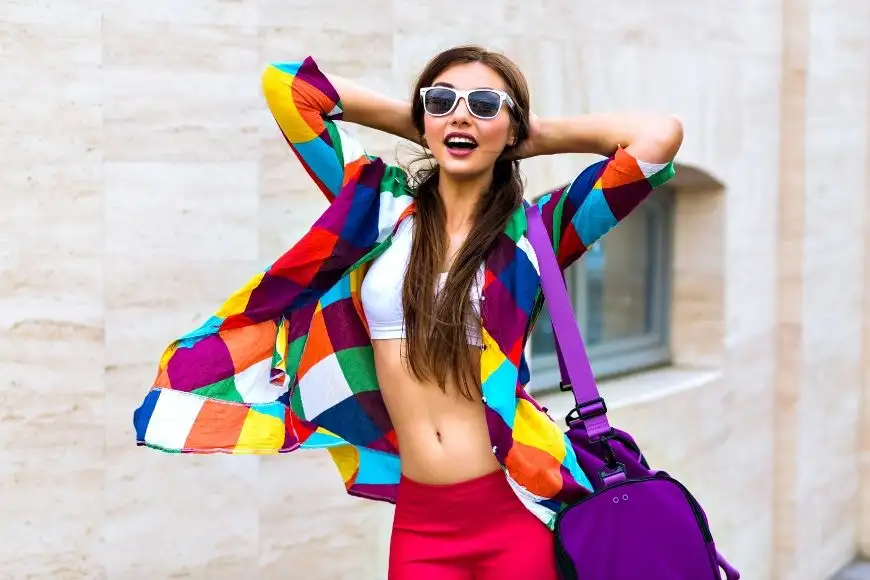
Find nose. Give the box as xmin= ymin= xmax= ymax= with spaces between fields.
xmin=449 ymin=96 xmax=472 ymax=124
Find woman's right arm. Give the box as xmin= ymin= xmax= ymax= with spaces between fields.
xmin=262 ymin=57 xmax=417 ymax=203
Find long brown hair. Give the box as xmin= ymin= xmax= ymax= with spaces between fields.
xmin=401 ymin=45 xmax=531 ymax=400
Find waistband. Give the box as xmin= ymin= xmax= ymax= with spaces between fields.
xmin=399 ymin=469 xmax=507 ymax=498
xmin=394 ymin=469 xmax=522 ymax=530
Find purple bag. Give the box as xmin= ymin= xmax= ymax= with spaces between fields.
xmin=526 ymin=206 xmax=740 ymax=580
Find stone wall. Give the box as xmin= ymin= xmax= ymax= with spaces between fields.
xmin=1 ymin=0 xmax=869 ymax=578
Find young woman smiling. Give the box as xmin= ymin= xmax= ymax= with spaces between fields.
xmin=134 ymin=44 xmax=683 ymax=579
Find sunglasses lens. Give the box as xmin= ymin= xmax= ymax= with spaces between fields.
xmin=423 ymin=88 xmax=457 ymax=115
xmin=468 ymin=91 xmax=502 ymax=118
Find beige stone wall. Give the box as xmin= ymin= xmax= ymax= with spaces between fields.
xmin=771 ymin=0 xmax=870 ymax=577
xmin=2 ymin=0 xmax=869 ymax=578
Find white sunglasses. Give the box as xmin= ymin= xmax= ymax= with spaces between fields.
xmin=419 ymin=86 xmax=515 ymax=120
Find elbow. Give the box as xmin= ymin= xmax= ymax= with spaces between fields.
xmin=261 ymin=60 xmax=319 ymax=116
xmin=261 ymin=63 xmax=283 ymax=104
xmin=656 ymin=115 xmax=684 ymax=161
xmin=629 ymin=114 xmax=683 ymax=164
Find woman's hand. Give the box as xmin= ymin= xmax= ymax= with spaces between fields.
xmin=502 ymin=112 xmax=541 ymax=161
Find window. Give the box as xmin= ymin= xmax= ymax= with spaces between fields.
xmin=528 ymin=188 xmax=675 ymax=390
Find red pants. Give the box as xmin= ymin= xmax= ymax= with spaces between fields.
xmin=388 ymin=470 xmax=559 ymax=580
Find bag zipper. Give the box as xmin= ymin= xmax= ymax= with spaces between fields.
xmin=607 ymin=433 xmax=650 ymax=469
xmin=554 ymin=527 xmax=578 ymax=580
xmin=656 ymin=474 xmax=713 ymax=542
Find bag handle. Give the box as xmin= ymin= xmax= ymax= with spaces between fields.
xmin=525 ymin=205 xmax=612 ymax=440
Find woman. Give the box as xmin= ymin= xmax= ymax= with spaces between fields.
xmin=133 ymin=45 xmax=682 ymax=579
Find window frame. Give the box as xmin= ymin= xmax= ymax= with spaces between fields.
xmin=527 ymin=187 xmax=675 ymax=392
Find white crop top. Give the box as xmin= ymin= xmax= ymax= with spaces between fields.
xmin=360 ymin=217 xmax=483 ymax=346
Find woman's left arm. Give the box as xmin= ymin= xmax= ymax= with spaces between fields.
xmin=522 ymin=113 xmax=683 ymax=269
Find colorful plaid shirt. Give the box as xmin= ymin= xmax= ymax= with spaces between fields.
xmin=133 ymin=56 xmax=675 ymax=529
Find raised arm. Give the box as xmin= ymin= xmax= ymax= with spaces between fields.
xmin=262 ymin=56 xmax=418 ymax=202
xmin=525 ymin=113 xmax=683 ymax=268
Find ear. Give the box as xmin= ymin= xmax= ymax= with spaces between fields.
xmin=507 ymin=123 xmax=517 ymax=147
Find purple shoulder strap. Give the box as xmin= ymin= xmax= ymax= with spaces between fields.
xmin=525 ymin=205 xmax=612 ymax=440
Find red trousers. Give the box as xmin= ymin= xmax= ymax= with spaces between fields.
xmin=388 ymin=470 xmax=560 ymax=580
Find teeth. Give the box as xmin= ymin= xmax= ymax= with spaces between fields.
xmin=446 ymin=136 xmax=476 ymax=146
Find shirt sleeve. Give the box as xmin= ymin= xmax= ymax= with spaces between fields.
xmin=534 ymin=146 xmax=675 ymax=269
xmin=262 ymin=56 xmax=374 ymax=203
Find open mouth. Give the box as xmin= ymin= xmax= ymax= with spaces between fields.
xmin=444 ymin=133 xmax=478 ymax=154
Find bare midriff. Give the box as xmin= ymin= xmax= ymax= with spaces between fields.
xmin=372 ymin=337 xmax=502 ymax=485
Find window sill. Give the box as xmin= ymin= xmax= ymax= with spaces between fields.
xmin=534 ymin=365 xmax=723 ymax=420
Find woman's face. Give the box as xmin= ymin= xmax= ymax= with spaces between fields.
xmin=422 ymin=62 xmax=516 ymax=180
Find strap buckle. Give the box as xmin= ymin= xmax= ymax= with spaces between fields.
xmin=598 ymin=463 xmax=626 ymax=486
xmin=565 ymin=397 xmax=608 ymax=428
xmin=558 ymin=381 xmax=572 ymax=392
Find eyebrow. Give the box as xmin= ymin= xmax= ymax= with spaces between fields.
xmin=433 ymin=81 xmax=496 ymax=90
